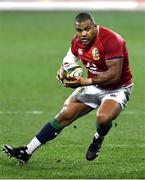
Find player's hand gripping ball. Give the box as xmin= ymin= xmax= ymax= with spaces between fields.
xmin=56 ymin=63 xmax=83 ymax=84
xmin=62 ymin=63 xmax=83 ymax=80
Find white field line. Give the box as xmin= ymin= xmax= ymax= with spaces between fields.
xmin=0 ymin=110 xmax=145 ymax=115
xmin=0 ymin=110 xmax=44 ymax=115
xmin=123 ymin=111 xmax=145 ymax=115
xmin=54 ymin=144 xmax=145 ymax=148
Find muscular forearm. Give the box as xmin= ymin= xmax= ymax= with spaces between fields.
xmin=89 ymin=58 xmax=122 ymax=86
xmin=63 ymin=71 xmax=120 ymax=88
xmin=91 ymin=71 xmax=120 ymax=86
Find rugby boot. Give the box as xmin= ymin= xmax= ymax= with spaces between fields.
xmin=2 ymin=144 xmax=31 ymax=164
xmin=86 ymin=136 xmax=104 ymax=161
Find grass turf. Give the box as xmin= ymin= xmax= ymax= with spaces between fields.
xmin=0 ymin=11 xmax=145 ymax=179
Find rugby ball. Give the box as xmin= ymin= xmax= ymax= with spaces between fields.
xmin=63 ymin=63 xmax=83 ymax=80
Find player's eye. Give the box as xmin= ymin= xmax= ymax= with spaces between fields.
xmin=76 ymin=28 xmax=82 ymax=33
xmin=85 ymin=26 xmax=91 ymax=31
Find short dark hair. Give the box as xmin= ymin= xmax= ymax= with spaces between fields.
xmin=75 ymin=12 xmax=95 ymax=24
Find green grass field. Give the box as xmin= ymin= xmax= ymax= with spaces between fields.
xmin=0 ymin=11 xmax=145 ymax=179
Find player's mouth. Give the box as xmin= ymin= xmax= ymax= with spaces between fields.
xmin=81 ymin=38 xmax=90 ymax=45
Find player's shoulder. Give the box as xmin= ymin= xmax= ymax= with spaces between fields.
xmin=99 ymin=26 xmax=120 ymax=36
xmin=99 ymin=26 xmax=124 ymax=41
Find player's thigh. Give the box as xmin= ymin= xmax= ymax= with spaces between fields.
xmin=97 ymin=99 xmax=121 ymax=124
xmin=55 ymin=95 xmax=93 ymax=126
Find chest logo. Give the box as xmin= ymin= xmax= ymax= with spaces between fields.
xmin=92 ymin=48 xmax=100 ymax=60
xmin=78 ymin=48 xmax=83 ymax=56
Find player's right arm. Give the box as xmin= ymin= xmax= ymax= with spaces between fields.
xmin=63 ymin=48 xmax=80 ymax=64
xmin=56 ymin=47 xmax=80 ymax=83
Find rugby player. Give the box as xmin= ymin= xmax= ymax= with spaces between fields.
xmin=3 ymin=12 xmax=133 ymax=163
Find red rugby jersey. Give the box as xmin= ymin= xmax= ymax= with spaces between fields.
xmin=71 ymin=26 xmax=133 ymax=90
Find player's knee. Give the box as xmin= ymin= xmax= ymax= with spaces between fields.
xmin=97 ymin=113 xmax=110 ymax=124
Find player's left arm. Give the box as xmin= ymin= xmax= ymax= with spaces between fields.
xmin=64 ymin=58 xmax=123 ymax=88
xmin=91 ymin=58 xmax=123 ymax=85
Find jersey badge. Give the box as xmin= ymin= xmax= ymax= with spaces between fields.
xmin=92 ymin=48 xmax=100 ymax=60
xmin=78 ymin=48 xmax=83 ymax=56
